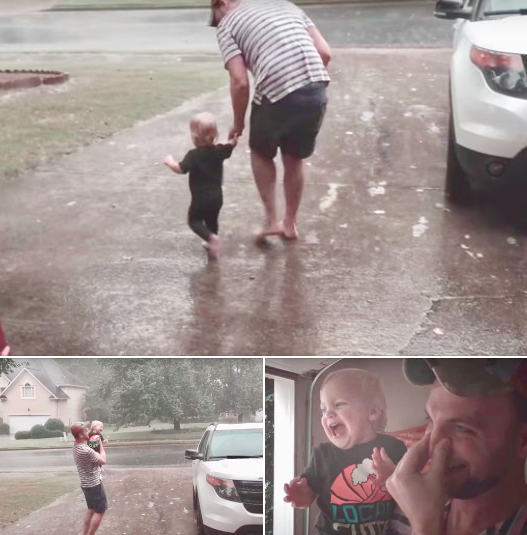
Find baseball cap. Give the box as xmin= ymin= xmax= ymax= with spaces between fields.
xmin=403 ymin=358 xmax=527 ymax=398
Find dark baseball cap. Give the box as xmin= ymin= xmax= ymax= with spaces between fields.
xmin=403 ymin=358 xmax=527 ymax=398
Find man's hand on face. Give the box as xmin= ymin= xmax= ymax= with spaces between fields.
xmin=386 ymin=434 xmax=450 ymax=535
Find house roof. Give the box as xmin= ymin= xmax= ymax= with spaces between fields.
xmin=0 ymin=359 xmax=86 ymax=400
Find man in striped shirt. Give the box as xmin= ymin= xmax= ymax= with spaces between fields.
xmin=211 ymin=0 xmax=331 ymax=241
xmin=386 ymin=359 xmax=527 ymax=535
xmin=71 ymin=425 xmax=108 ymax=535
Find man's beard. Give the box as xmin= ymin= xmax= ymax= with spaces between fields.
xmin=446 ymin=473 xmax=501 ymax=500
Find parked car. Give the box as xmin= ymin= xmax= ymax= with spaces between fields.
xmin=435 ymin=0 xmax=527 ymax=201
xmin=185 ymin=423 xmax=263 ymax=535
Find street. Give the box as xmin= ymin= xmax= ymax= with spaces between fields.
xmin=0 ymin=2 xmax=453 ymax=52
xmin=0 ymin=444 xmax=192 ymax=471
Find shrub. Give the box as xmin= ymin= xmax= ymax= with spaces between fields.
xmin=45 ymin=418 xmax=65 ymax=432
xmin=0 ymin=423 xmax=9 ymax=435
xmin=30 ymin=424 xmax=48 ymax=439
xmin=30 ymin=425 xmax=64 ymax=439
xmin=15 ymin=431 xmax=31 ymax=440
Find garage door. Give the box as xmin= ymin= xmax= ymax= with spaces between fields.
xmin=9 ymin=415 xmax=50 ymax=434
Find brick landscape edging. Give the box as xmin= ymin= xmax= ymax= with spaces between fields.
xmin=0 ymin=69 xmax=69 ymax=90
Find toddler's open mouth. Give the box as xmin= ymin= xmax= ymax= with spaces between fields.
xmin=329 ymin=422 xmax=345 ymax=438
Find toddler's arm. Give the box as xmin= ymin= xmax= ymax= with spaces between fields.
xmin=283 ymin=476 xmax=317 ymax=508
xmin=164 ymin=155 xmax=183 ymax=174
xmin=372 ymin=446 xmax=397 ymax=485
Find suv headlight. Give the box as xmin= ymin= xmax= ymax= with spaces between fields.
xmin=206 ymin=475 xmax=241 ymax=502
xmin=470 ymin=45 xmax=527 ymax=99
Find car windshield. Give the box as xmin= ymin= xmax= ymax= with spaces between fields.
xmin=208 ymin=428 xmax=263 ymax=459
xmin=480 ymin=0 xmax=527 ymax=17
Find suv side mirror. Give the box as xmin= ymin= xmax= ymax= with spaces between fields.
xmin=434 ymin=0 xmax=473 ymax=19
xmin=185 ymin=449 xmax=204 ymax=460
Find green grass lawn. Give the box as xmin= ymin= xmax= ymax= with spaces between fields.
xmin=0 ymin=422 xmax=208 ymax=449
xmin=0 ymin=474 xmax=79 ymax=530
xmin=0 ymin=54 xmax=226 ymax=181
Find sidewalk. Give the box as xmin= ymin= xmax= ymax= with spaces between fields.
xmin=0 ymin=467 xmax=195 ymax=535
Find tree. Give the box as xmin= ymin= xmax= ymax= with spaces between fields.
xmin=82 ymin=358 xmax=262 ymax=429
xmin=0 ymin=359 xmax=28 ymax=375
xmin=207 ymin=359 xmax=263 ymax=420
xmin=86 ymin=359 xmax=215 ymax=430
xmin=0 ymin=358 xmax=16 ymax=375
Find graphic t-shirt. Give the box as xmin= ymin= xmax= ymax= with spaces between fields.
xmin=88 ymin=432 xmax=104 ymax=453
xmin=303 ymin=434 xmax=407 ymax=535
xmin=179 ymin=144 xmax=234 ymax=203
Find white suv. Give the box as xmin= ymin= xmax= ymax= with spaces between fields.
xmin=185 ymin=423 xmax=263 ymax=535
xmin=435 ymin=0 xmax=527 ymax=201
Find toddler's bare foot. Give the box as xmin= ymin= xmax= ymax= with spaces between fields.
xmin=206 ymin=234 xmax=220 ymax=260
xmin=255 ymin=221 xmax=283 ymax=243
xmin=281 ymin=220 xmax=299 ymax=240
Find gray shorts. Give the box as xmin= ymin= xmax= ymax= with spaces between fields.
xmin=82 ymin=483 xmax=108 ymax=513
xmin=249 ymin=81 xmax=328 ymax=160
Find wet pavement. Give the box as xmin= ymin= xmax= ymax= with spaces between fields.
xmin=0 ymin=467 xmax=196 ymax=535
xmin=1 ymin=48 xmax=527 ymax=356
xmin=0 ymin=444 xmax=193 ymax=471
xmin=0 ymin=2 xmax=453 ymax=53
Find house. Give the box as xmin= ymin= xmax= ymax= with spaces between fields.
xmin=0 ymin=359 xmax=88 ymax=433
xmin=265 ymin=358 xmax=431 ymax=535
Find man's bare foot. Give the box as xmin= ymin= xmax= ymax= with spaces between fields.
xmin=255 ymin=222 xmax=283 ymax=243
xmin=206 ymin=234 xmax=220 ymax=260
xmin=281 ymin=220 xmax=299 ymax=240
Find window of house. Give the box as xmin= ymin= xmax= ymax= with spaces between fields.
xmin=21 ymin=383 xmax=35 ymax=399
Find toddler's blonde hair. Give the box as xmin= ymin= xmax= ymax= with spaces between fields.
xmin=320 ymin=368 xmax=388 ymax=432
xmin=190 ymin=112 xmax=218 ymax=147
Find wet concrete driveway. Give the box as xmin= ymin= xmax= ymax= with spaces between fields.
xmin=1 ymin=49 xmax=526 ymax=355
xmin=0 ymin=467 xmax=195 ymax=535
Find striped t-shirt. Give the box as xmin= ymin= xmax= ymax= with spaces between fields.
xmin=216 ymin=0 xmax=330 ymax=105
xmin=73 ymin=443 xmax=101 ymax=488
xmin=387 ymin=503 xmax=527 ymax=535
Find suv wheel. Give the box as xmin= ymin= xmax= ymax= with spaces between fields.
xmin=196 ymin=496 xmax=205 ymax=535
xmin=193 ymin=487 xmax=197 ymax=511
xmin=445 ymin=111 xmax=472 ymax=204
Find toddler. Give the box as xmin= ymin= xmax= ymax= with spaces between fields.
xmin=284 ymin=368 xmax=407 ymax=535
xmin=164 ymin=112 xmax=237 ymax=260
xmin=88 ymin=420 xmax=108 ymax=454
